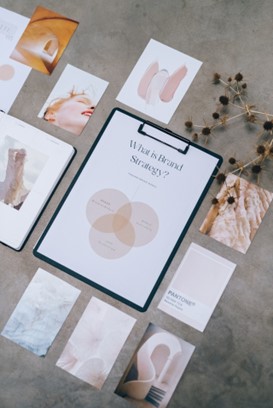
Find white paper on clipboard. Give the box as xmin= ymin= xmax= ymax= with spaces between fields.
xmin=34 ymin=108 xmax=222 ymax=311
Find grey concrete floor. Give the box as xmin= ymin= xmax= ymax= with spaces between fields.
xmin=1 ymin=0 xmax=273 ymax=407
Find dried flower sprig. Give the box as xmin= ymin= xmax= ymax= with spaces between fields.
xmin=185 ymin=72 xmax=273 ymax=184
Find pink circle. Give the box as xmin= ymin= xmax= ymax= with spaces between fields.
xmin=0 ymin=64 xmax=15 ymax=81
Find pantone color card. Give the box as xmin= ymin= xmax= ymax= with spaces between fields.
xmin=158 ymin=243 xmax=236 ymax=332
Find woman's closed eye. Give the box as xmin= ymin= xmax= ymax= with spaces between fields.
xmin=75 ymin=97 xmax=91 ymax=105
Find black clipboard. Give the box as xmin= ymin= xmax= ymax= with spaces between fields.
xmin=34 ymin=108 xmax=222 ymax=312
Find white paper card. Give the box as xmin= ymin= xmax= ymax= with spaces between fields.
xmin=56 ymin=297 xmax=136 ymax=389
xmin=1 ymin=268 xmax=80 ymax=356
xmin=158 ymin=243 xmax=236 ymax=332
xmin=116 ymin=39 xmax=202 ymax=124
xmin=0 ymin=7 xmax=31 ymax=112
xmin=0 ymin=112 xmax=75 ymax=250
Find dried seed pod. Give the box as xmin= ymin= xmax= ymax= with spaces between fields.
xmin=219 ymin=95 xmax=229 ymax=105
xmin=228 ymin=157 xmax=236 ymax=165
xmin=216 ymin=172 xmax=226 ymax=184
xmin=263 ymin=121 xmax=273 ymax=131
xmin=235 ymin=72 xmax=243 ymax=82
xmin=202 ymin=127 xmax=211 ymax=136
xmin=251 ymin=164 xmax=262 ymax=174
xmin=213 ymin=72 xmax=221 ymax=83
xmin=256 ymin=145 xmax=266 ymax=155
xmin=227 ymin=196 xmax=235 ymax=204
xmin=212 ymin=112 xmax=220 ymax=119
xmin=185 ymin=120 xmax=193 ymax=129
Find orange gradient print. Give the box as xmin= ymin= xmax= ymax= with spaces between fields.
xmin=10 ymin=6 xmax=78 ymax=74
xmin=86 ymin=189 xmax=159 ymax=259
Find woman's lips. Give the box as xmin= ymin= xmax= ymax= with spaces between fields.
xmin=81 ymin=109 xmax=94 ymax=116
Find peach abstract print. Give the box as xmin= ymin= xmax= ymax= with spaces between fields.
xmin=137 ymin=62 xmax=188 ymax=105
xmin=86 ymin=188 xmax=159 ymax=259
xmin=200 ymin=173 xmax=273 ymax=253
xmin=10 ymin=6 xmax=78 ymax=74
xmin=116 ymin=39 xmax=202 ymax=124
xmin=56 ymin=297 xmax=135 ymax=389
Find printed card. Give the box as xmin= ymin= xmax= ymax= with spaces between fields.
xmin=116 ymin=39 xmax=202 ymax=124
xmin=56 ymin=297 xmax=136 ymax=389
xmin=115 ymin=323 xmax=195 ymax=408
xmin=0 ymin=7 xmax=31 ymax=112
xmin=1 ymin=268 xmax=80 ymax=356
xmin=158 ymin=243 xmax=236 ymax=332
xmin=10 ymin=6 xmax=78 ymax=74
xmin=200 ymin=173 xmax=273 ymax=253
xmin=38 ymin=64 xmax=109 ymax=135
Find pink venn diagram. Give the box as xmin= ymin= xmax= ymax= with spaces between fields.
xmin=86 ymin=188 xmax=159 ymax=259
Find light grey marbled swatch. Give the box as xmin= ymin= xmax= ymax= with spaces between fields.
xmin=1 ymin=268 xmax=80 ymax=356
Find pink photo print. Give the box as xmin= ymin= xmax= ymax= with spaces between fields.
xmin=117 ymin=39 xmax=202 ymax=124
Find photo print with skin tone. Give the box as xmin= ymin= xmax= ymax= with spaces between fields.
xmin=0 ymin=7 xmax=31 ymax=112
xmin=10 ymin=6 xmax=78 ymax=75
xmin=0 ymin=135 xmax=48 ymax=211
xmin=199 ymin=173 xmax=273 ymax=254
xmin=38 ymin=64 xmax=109 ymax=135
xmin=116 ymin=39 xmax=202 ymax=124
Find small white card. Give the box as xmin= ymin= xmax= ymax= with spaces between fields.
xmin=116 ymin=39 xmax=202 ymax=124
xmin=56 ymin=297 xmax=136 ymax=389
xmin=0 ymin=7 xmax=31 ymax=112
xmin=158 ymin=243 xmax=236 ymax=332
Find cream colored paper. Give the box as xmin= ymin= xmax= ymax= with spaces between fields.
xmin=158 ymin=243 xmax=236 ymax=332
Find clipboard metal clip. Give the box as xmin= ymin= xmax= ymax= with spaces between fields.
xmin=138 ymin=121 xmax=190 ymax=154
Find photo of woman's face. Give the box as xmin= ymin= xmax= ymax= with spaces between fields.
xmin=38 ymin=65 xmax=109 ymax=136
xmin=53 ymin=95 xmax=95 ymax=135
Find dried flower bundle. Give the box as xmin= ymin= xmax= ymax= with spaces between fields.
xmin=185 ymin=72 xmax=273 ymax=184
xmin=185 ymin=72 xmax=273 ymax=205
